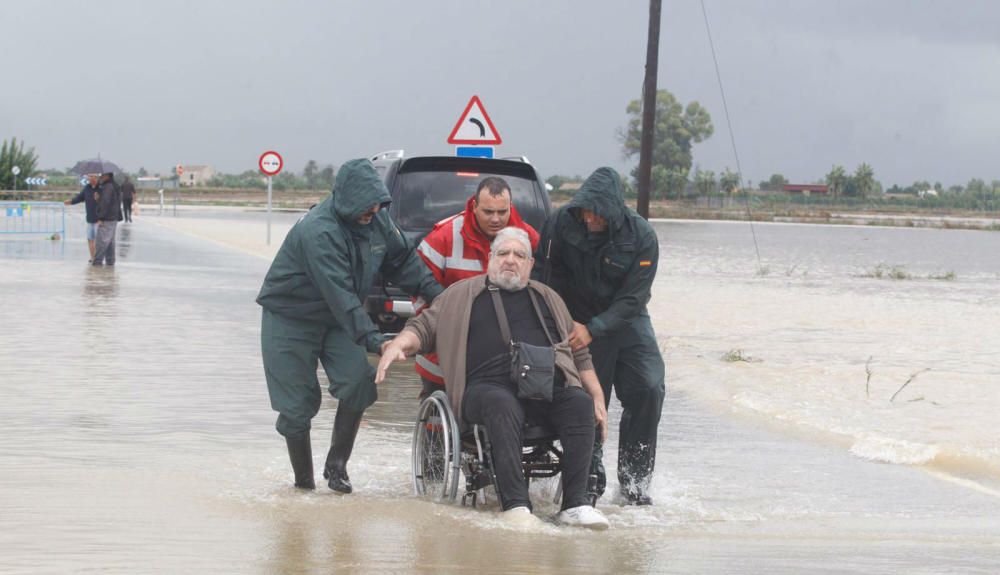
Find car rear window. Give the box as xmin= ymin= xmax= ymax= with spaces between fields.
xmin=393 ymin=170 xmax=543 ymax=231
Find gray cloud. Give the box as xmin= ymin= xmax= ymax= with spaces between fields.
xmin=2 ymin=0 xmax=998 ymax=187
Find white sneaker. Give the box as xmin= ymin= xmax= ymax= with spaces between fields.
xmin=556 ymin=505 xmax=609 ymax=530
xmin=502 ymin=506 xmax=545 ymax=528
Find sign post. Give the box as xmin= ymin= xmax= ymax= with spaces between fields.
xmin=174 ymin=164 xmax=183 ymax=216
xmin=258 ymin=151 xmax=283 ymax=245
xmin=447 ymin=95 xmax=502 ymax=158
xmin=11 ymin=165 xmax=20 ymax=192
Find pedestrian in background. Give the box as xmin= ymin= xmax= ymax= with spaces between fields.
xmin=121 ymin=176 xmax=136 ymax=222
xmin=63 ymin=174 xmax=100 ymax=262
xmin=93 ymin=172 xmax=123 ymax=266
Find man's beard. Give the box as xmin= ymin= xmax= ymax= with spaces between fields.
xmin=490 ymin=269 xmax=526 ymax=291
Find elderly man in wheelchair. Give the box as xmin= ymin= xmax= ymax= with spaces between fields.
xmin=377 ymin=227 xmax=610 ymax=529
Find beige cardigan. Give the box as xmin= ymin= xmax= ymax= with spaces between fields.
xmin=402 ymin=274 xmax=594 ymax=425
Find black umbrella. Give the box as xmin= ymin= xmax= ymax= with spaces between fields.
xmin=70 ymin=158 xmax=123 ymax=176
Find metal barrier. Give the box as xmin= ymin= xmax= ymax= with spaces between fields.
xmin=0 ymin=201 xmax=66 ymax=236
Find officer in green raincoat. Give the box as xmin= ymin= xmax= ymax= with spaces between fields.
xmin=257 ymin=158 xmax=442 ymax=492
xmin=534 ymin=167 xmax=665 ymax=505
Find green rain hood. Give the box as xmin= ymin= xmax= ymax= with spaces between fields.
xmin=534 ymin=166 xmax=659 ymax=338
xmin=564 ymin=167 xmax=628 ymax=234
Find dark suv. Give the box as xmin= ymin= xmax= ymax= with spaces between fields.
xmin=366 ymin=150 xmax=553 ymax=333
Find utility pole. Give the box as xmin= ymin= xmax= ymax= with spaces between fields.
xmin=636 ymin=0 xmax=661 ymax=220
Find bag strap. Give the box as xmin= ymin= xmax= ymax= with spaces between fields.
xmin=526 ymin=289 xmax=556 ymax=346
xmin=488 ymin=284 xmax=555 ymax=347
xmin=488 ymin=285 xmax=513 ymax=345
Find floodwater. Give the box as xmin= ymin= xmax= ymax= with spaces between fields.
xmin=2 ymin=208 xmax=999 ymax=574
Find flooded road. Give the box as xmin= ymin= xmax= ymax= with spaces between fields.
xmin=2 ymin=209 xmax=999 ymax=573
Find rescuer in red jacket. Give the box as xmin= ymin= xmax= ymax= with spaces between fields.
xmin=414 ymin=176 xmax=539 ymax=396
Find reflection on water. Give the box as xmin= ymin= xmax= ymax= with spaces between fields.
xmin=117 ymin=224 xmax=133 ymax=259
xmin=2 ymin=215 xmax=1000 ymax=573
xmin=83 ymin=265 xmax=119 ymax=301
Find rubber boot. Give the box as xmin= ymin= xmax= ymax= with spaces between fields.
xmin=589 ymin=438 xmax=606 ymax=500
xmin=285 ymin=432 xmax=315 ymax=490
xmin=323 ymin=404 xmax=364 ymax=493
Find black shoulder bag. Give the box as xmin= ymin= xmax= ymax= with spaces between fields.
xmin=488 ymin=285 xmax=557 ymax=402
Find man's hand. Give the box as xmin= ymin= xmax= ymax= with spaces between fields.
xmin=375 ymin=343 xmax=406 ymax=384
xmin=568 ymin=321 xmax=593 ymax=351
xmin=594 ymin=399 xmax=608 ymax=442
xmin=63 ymin=199 xmax=72 ymax=206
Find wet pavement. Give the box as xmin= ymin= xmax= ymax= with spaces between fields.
xmin=2 ymin=211 xmax=1000 ymax=574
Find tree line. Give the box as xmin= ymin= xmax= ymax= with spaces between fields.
xmin=548 ymin=88 xmax=1000 ymax=211
xmin=0 ymin=139 xmax=339 ymax=192
xmin=200 ymin=160 xmax=338 ymax=191
xmin=6 ymin=91 xmax=1000 ymax=212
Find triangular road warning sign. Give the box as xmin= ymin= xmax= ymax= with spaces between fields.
xmin=447 ymin=95 xmax=502 ymax=145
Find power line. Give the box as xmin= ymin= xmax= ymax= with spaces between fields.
xmin=701 ymin=0 xmax=763 ymax=273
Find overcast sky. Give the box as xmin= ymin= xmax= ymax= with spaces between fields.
xmin=3 ymin=0 xmax=999 ymax=187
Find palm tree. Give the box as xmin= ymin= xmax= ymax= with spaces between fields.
xmin=853 ymin=163 xmax=875 ymax=199
xmin=826 ymin=165 xmax=847 ymax=201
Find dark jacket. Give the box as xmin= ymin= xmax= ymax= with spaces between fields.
xmin=121 ymin=180 xmax=136 ymax=202
xmin=69 ymin=185 xmax=100 ymax=224
xmin=533 ymin=167 xmax=659 ymax=338
xmin=257 ymin=159 xmax=443 ymax=353
xmin=95 ymin=180 xmax=123 ymax=222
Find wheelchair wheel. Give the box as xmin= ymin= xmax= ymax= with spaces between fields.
xmin=411 ymin=390 xmax=461 ymax=502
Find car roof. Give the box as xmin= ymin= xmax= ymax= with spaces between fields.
xmin=393 ymin=156 xmax=539 ymax=179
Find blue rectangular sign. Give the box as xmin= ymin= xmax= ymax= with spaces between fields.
xmin=456 ymin=146 xmax=494 ymax=159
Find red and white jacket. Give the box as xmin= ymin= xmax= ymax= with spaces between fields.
xmin=414 ymin=196 xmax=540 ymax=383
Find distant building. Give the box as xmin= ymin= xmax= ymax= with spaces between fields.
xmin=179 ymin=165 xmax=215 ymax=187
xmin=782 ymin=184 xmax=829 ymax=196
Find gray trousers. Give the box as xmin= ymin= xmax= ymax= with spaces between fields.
xmin=93 ymin=221 xmax=118 ymax=265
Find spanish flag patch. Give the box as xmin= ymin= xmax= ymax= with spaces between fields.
xmin=639 ymin=260 xmax=652 ymax=267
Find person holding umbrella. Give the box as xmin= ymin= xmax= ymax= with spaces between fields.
xmin=93 ymin=172 xmax=123 ymax=266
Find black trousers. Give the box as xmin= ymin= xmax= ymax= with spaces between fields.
xmin=462 ymin=383 xmax=595 ymax=511
xmin=123 ymin=199 xmax=133 ymax=222
xmin=589 ymin=313 xmax=665 ymax=497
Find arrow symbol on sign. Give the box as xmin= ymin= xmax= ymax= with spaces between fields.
xmin=468 ymin=118 xmax=485 ymax=138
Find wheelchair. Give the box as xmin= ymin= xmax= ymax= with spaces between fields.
xmin=411 ymin=390 xmax=597 ymax=508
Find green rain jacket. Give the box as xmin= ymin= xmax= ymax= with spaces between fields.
xmin=534 ymin=167 xmax=659 ymax=338
xmin=257 ymin=159 xmax=443 ymax=353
